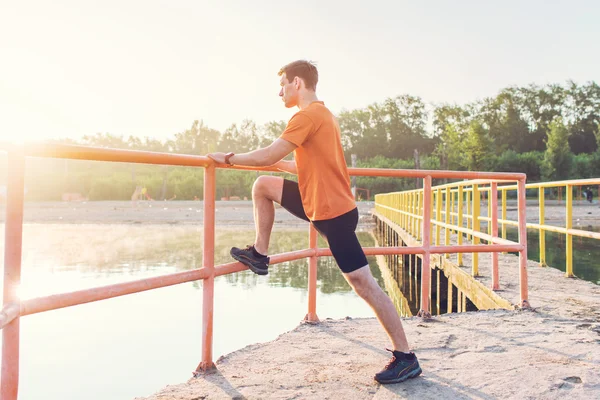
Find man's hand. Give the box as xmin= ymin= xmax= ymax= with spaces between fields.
xmin=207 ymin=152 xmax=227 ymax=164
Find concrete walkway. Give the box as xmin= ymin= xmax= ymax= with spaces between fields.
xmin=138 ymin=254 xmax=600 ymax=400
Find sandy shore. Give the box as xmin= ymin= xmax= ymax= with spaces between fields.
xmin=0 ymin=201 xmax=375 ymax=227
xmin=2 ymin=199 xmax=600 ymax=228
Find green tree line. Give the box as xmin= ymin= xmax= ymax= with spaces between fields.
xmin=1 ymin=80 xmax=598 ymax=201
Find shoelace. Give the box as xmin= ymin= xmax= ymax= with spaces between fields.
xmin=384 ymin=348 xmax=400 ymax=370
xmin=244 ymin=245 xmax=268 ymax=261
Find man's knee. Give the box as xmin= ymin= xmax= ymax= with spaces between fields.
xmin=252 ymin=176 xmax=270 ymax=196
xmin=252 ymin=176 xmax=284 ymax=203
xmin=345 ymin=266 xmax=374 ymax=297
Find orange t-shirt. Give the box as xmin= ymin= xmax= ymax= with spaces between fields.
xmin=279 ymin=101 xmax=356 ymax=221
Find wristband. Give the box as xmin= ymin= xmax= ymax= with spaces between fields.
xmin=224 ymin=152 xmax=235 ymax=165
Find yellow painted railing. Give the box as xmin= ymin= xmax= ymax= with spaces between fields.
xmin=377 ymin=178 xmax=600 ymax=278
xmin=494 ymin=179 xmax=600 ymax=277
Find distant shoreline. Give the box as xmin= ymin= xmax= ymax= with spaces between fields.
xmin=1 ymin=200 xmax=600 ymax=227
xmin=0 ymin=200 xmax=376 ymax=227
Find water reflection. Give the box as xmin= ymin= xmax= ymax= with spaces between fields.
xmin=373 ymin=222 xmax=479 ymax=317
xmin=0 ymin=224 xmax=385 ymax=400
xmin=5 ymin=225 xmax=383 ymax=298
xmin=219 ymin=231 xmax=383 ymax=293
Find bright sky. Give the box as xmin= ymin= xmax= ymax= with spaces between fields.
xmin=1 ymin=0 xmax=598 ymax=144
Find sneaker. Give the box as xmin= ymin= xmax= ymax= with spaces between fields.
xmin=374 ymin=349 xmax=422 ymax=384
xmin=230 ymin=245 xmax=269 ymax=275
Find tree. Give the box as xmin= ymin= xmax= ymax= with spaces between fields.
xmin=385 ymin=95 xmax=434 ymax=158
xmin=171 ymin=120 xmax=220 ymax=155
xmin=518 ymin=84 xmax=566 ymax=151
xmin=543 ymin=117 xmax=573 ymax=180
xmin=565 ymin=81 xmax=600 ymax=154
xmin=462 ymin=120 xmax=493 ymax=171
xmin=432 ymin=104 xmax=471 ymax=170
xmin=480 ymin=90 xmax=531 ymax=153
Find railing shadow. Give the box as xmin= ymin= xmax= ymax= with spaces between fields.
xmin=192 ymin=369 xmax=247 ymax=400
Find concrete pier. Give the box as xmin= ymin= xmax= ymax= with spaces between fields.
xmin=139 ymin=235 xmax=600 ymax=399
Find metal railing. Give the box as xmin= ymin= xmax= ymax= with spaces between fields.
xmin=377 ymin=178 xmax=598 ymax=297
xmin=493 ymin=179 xmax=600 ymax=277
xmin=0 ymin=143 xmax=528 ymax=399
xmin=375 ymin=178 xmax=529 ymax=298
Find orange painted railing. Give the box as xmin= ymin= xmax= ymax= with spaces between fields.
xmin=0 ymin=143 xmax=528 ymax=400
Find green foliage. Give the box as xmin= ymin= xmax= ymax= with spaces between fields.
xmin=462 ymin=120 xmax=493 ymax=171
xmin=493 ymin=151 xmax=544 ymax=182
xmin=571 ymin=153 xmax=600 ymax=179
xmin=354 ymin=155 xmax=438 ymax=195
xmin=543 ymin=117 xmax=573 ymax=180
xmin=339 ymin=95 xmax=436 ymax=160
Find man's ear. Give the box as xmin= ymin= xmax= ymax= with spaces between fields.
xmin=294 ymin=76 xmax=301 ymax=90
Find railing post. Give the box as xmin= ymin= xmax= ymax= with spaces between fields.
xmin=418 ymin=176 xmax=432 ymax=318
xmin=487 ymin=187 xmax=492 ymax=236
xmin=430 ymin=189 xmax=434 ymax=241
xmin=393 ymin=194 xmax=398 ymax=227
xmin=539 ymin=187 xmax=546 ymax=267
xmin=466 ymin=189 xmax=472 ymax=241
xmin=491 ymin=183 xmax=499 ymax=290
xmin=457 ymin=186 xmax=464 ymax=265
xmin=2 ymin=150 xmax=25 ymax=400
xmin=444 ymin=187 xmax=450 ymax=258
xmin=447 ymin=279 xmax=453 ymax=313
xmin=404 ymin=193 xmax=408 ymax=232
xmin=197 ymin=164 xmax=216 ymax=372
xmin=472 ymin=184 xmax=480 ymax=276
xmin=410 ymin=194 xmax=414 ymax=235
xmin=407 ymin=193 xmax=412 ymax=233
xmin=417 ymin=190 xmax=423 ymax=240
xmin=435 ymin=189 xmax=441 ymax=246
xmin=305 ymin=225 xmax=319 ymax=322
xmin=501 ymin=189 xmax=507 ymax=253
xmin=566 ymin=184 xmax=573 ymax=277
xmin=400 ymin=193 xmax=405 ymax=229
xmin=517 ymin=179 xmax=530 ymax=307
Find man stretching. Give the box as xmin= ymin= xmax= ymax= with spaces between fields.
xmin=207 ymin=60 xmax=421 ymax=384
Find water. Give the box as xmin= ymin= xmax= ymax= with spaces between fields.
xmin=0 ymin=224 xmax=382 ymax=400
xmin=505 ymin=226 xmax=600 ymax=284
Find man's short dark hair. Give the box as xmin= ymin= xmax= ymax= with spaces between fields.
xmin=278 ymin=60 xmax=318 ymax=91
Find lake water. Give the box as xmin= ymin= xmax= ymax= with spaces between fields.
xmin=505 ymin=226 xmax=600 ymax=284
xmin=0 ymin=224 xmax=382 ymax=400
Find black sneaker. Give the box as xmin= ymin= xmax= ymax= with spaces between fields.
xmin=374 ymin=349 xmax=422 ymax=384
xmin=230 ymin=245 xmax=269 ymax=275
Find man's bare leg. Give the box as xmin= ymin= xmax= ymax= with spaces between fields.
xmin=344 ymin=265 xmax=410 ymax=352
xmin=251 ymin=176 xmax=284 ymax=255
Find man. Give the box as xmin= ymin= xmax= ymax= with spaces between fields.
xmin=207 ymin=60 xmax=421 ymax=384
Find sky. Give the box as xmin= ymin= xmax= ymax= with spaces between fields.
xmin=1 ymin=0 xmax=599 ymax=144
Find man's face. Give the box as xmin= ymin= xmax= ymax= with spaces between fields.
xmin=279 ymin=73 xmax=298 ymax=108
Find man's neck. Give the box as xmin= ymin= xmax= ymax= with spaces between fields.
xmin=297 ymin=92 xmax=320 ymax=110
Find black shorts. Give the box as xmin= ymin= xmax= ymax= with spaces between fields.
xmin=281 ymin=179 xmax=368 ymax=273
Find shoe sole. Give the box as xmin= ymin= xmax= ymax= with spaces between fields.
xmin=230 ymin=251 xmax=269 ymax=276
xmin=374 ymin=367 xmax=422 ymax=384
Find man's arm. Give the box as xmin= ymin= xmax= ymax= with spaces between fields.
xmin=273 ymin=159 xmax=297 ymax=174
xmin=207 ymin=139 xmax=297 ymax=167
